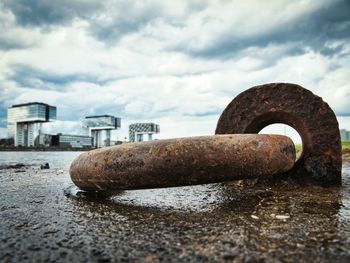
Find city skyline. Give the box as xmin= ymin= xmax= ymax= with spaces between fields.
xmin=1 ymin=0 xmax=349 ymax=143
xmin=4 ymin=100 xmax=163 ymax=147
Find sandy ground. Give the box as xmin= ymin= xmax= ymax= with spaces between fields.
xmin=0 ymin=156 xmax=350 ymax=262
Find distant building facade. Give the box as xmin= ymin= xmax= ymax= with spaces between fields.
xmin=7 ymin=102 xmax=56 ymax=146
xmin=83 ymin=115 xmax=121 ymax=147
xmin=129 ymin=123 xmax=160 ymax=142
xmin=53 ymin=134 xmax=93 ymax=148
xmin=340 ymin=129 xmax=350 ymax=141
xmin=38 ymin=133 xmax=93 ymax=148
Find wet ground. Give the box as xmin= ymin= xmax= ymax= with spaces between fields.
xmin=0 ymin=155 xmax=350 ymax=262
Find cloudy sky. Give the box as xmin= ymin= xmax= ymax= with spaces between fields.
xmin=0 ymin=0 xmax=349 ymax=142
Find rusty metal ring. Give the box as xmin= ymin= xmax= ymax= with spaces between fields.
xmin=215 ymin=83 xmax=342 ymax=186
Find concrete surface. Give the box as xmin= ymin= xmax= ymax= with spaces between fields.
xmin=1 ymin=155 xmax=350 ymax=262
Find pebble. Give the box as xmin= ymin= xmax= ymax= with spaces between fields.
xmin=275 ymin=215 xmax=290 ymax=220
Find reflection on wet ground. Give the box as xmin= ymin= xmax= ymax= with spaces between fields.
xmin=0 ymin=157 xmax=350 ymax=262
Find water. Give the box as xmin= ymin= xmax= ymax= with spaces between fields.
xmin=0 ymin=151 xmax=82 ymax=169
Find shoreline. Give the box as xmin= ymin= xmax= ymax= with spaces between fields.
xmin=0 ymin=146 xmax=91 ymax=152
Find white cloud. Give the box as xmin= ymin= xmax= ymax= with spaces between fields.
xmin=41 ymin=120 xmax=83 ymax=135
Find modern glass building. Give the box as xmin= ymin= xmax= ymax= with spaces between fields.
xmin=55 ymin=134 xmax=93 ymax=148
xmin=37 ymin=133 xmax=93 ymax=148
xmin=7 ymin=102 xmax=57 ymax=146
xmin=82 ymin=115 xmax=121 ymax=147
xmin=129 ymin=123 xmax=160 ymax=142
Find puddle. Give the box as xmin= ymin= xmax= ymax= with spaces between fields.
xmin=65 ymin=183 xmax=231 ymax=212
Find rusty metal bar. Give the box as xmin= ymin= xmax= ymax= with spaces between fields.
xmin=70 ymin=134 xmax=295 ymax=191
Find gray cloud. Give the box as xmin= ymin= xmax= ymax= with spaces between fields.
xmin=2 ymin=0 xmax=103 ymax=27
xmin=88 ymin=1 xmax=162 ymax=44
xmin=184 ymin=1 xmax=350 ymax=58
xmin=2 ymin=0 xmax=170 ymax=44
xmin=0 ymin=35 xmax=33 ymax=50
xmin=183 ymin=110 xmax=221 ymax=117
xmin=6 ymin=64 xmax=123 ymax=90
xmin=86 ymin=1 xmax=208 ymax=44
xmin=2 ymin=0 xmax=207 ymax=44
xmin=58 ymin=103 xmax=126 ymax=122
xmin=1 ymin=0 xmax=161 ymax=47
xmin=3 ymin=0 xmax=349 ymax=56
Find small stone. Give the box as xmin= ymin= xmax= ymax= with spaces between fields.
xmin=223 ymin=253 xmax=237 ymax=260
xmin=40 ymin=163 xmax=50 ymax=169
xmin=275 ymin=215 xmax=290 ymax=220
xmin=251 ymin=215 xmax=259 ymax=220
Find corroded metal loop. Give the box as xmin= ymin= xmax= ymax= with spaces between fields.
xmin=70 ymin=134 xmax=295 ymax=191
xmin=216 ymin=83 xmax=342 ymax=185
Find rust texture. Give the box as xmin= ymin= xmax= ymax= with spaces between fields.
xmin=216 ymin=83 xmax=342 ymax=186
xmin=70 ymin=134 xmax=295 ymax=191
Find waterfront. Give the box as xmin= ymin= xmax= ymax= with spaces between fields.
xmin=0 ymin=151 xmax=82 ymax=169
xmin=0 ymin=151 xmax=350 ymax=262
